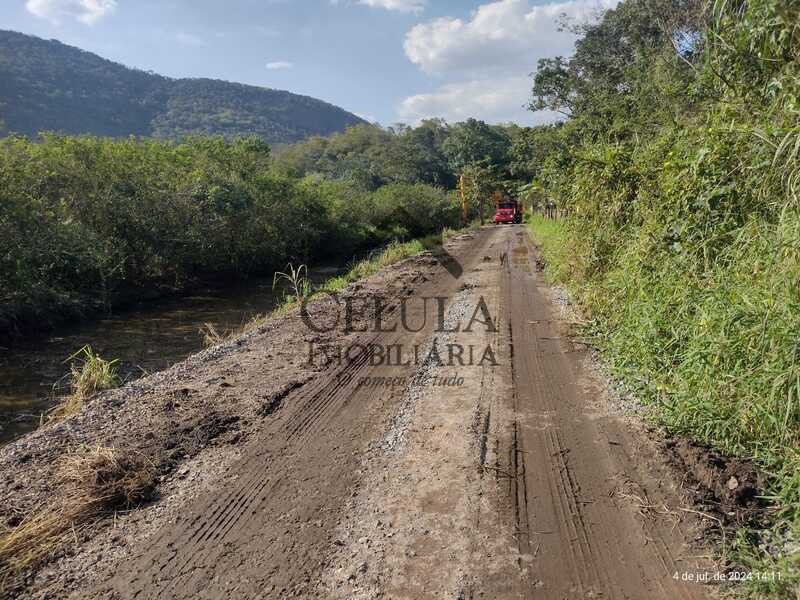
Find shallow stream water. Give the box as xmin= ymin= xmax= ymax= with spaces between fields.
xmin=0 ymin=267 xmax=339 ymax=445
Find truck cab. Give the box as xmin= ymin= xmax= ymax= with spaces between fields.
xmin=494 ymin=198 xmax=523 ymax=224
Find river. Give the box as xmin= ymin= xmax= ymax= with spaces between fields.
xmin=0 ymin=266 xmax=339 ymax=445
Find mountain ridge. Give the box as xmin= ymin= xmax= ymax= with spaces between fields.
xmin=0 ymin=29 xmax=365 ymax=143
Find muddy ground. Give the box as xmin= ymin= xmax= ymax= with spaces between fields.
xmin=0 ymin=226 xmax=755 ymax=599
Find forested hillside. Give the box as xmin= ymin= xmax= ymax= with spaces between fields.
xmin=0 ymin=30 xmax=364 ymax=143
xmin=515 ymin=0 xmax=800 ymax=594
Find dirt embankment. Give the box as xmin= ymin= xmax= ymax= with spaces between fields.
xmin=0 ymin=230 xmax=492 ymax=597
xmin=0 ymin=226 xmax=757 ymax=599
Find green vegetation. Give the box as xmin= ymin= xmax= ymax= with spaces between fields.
xmin=526 ymin=214 xmax=571 ymax=284
xmin=273 ymin=118 xmax=531 ymax=227
xmin=0 ymin=88 xmax=528 ymax=341
xmin=320 ymin=237 xmax=434 ymax=293
xmin=517 ymin=0 xmax=800 ymax=593
xmin=0 ymin=133 xmax=462 ymax=339
xmin=273 ymin=118 xmax=523 ymax=191
xmin=0 ymin=30 xmax=364 ymax=143
xmin=273 ymin=264 xmax=313 ymax=305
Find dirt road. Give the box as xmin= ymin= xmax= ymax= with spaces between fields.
xmin=3 ymin=226 xmax=712 ymax=599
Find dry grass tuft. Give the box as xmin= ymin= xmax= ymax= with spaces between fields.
xmin=0 ymin=446 xmax=156 ymax=588
xmin=200 ymin=322 xmax=225 ymax=348
xmin=50 ymin=346 xmax=119 ymax=419
xmin=58 ymin=446 xmax=156 ymax=509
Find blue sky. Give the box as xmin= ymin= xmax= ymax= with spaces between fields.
xmin=2 ymin=0 xmax=615 ymax=126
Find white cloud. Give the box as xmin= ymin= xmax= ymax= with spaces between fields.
xmin=399 ymin=0 xmax=617 ymax=124
xmin=358 ymin=0 xmax=425 ymax=13
xmin=331 ymin=0 xmax=426 ymax=14
xmin=25 ymin=0 xmax=117 ymax=25
xmin=266 ymin=61 xmax=293 ymax=70
xmin=399 ymin=75 xmax=560 ymax=125
xmin=404 ymin=0 xmax=616 ymax=75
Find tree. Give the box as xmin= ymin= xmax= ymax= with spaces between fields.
xmin=441 ymin=119 xmax=510 ymax=173
xmin=391 ymin=119 xmax=454 ymax=187
xmin=531 ymin=0 xmax=703 ymax=138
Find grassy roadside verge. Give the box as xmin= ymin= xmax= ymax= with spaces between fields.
xmin=528 ymin=214 xmax=799 ymax=598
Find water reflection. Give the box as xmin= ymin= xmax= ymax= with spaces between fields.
xmin=0 ymin=267 xmax=338 ymax=444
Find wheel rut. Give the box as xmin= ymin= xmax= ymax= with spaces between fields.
xmin=54 ymin=225 xmax=713 ymax=600
xmin=99 ymin=229 xmax=498 ymax=600
xmin=500 ymin=226 xmax=708 ymax=600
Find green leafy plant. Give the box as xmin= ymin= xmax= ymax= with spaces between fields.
xmin=522 ymin=0 xmax=800 ymax=593
xmin=273 ymin=263 xmax=311 ymax=305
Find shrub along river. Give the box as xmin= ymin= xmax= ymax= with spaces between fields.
xmin=0 ymin=266 xmax=340 ymax=445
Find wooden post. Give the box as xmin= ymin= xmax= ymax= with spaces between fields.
xmin=459 ymin=173 xmax=468 ymax=226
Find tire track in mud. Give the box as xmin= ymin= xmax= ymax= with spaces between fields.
xmin=284 ymin=334 xmax=378 ymax=440
xmin=505 ymin=234 xmax=603 ymax=591
xmin=315 ymin=238 xmax=530 ymax=600
xmin=101 ymin=230 xmax=498 ymax=600
xmin=500 ymin=227 xmax=707 ymax=600
xmin=60 ymin=225 xmax=713 ymax=600
xmin=120 ymin=321 xmax=399 ymax=598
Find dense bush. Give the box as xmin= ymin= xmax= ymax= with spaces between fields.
xmin=273 ymin=119 xmax=520 ymax=192
xmin=0 ymin=134 xmax=459 ymax=336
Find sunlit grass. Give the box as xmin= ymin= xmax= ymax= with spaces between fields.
xmin=49 ymin=346 xmax=119 ymax=419
xmin=210 ymin=236 xmax=443 ymax=344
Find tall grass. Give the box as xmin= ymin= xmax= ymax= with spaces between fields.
xmin=527 ymin=214 xmax=573 ymax=284
xmin=321 ymin=237 xmax=433 ymax=293
xmin=273 ymin=264 xmax=311 ymax=304
xmin=520 ymin=0 xmax=800 ymax=593
xmin=530 ymin=209 xmax=800 ymax=596
xmin=50 ymin=346 xmax=119 ymax=418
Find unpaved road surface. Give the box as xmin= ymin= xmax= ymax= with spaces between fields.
xmin=1 ymin=226 xmax=713 ymax=599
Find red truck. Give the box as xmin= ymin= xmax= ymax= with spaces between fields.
xmin=493 ymin=197 xmax=523 ymax=224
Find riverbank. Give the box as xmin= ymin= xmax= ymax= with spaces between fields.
xmin=0 ymin=235 xmax=441 ymax=448
xmin=0 ymin=268 xmax=330 ymax=445
xmin=0 ymin=230 xmax=468 ymax=596
xmin=0 ymin=135 xmax=461 ymax=346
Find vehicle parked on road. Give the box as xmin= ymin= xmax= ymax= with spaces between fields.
xmin=493 ymin=194 xmax=523 ymax=224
